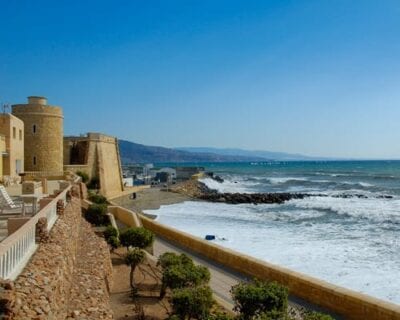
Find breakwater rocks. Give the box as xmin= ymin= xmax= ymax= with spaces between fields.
xmin=199 ymin=191 xmax=305 ymax=204
xmin=171 ymin=179 xmax=393 ymax=205
xmin=199 ymin=190 xmax=393 ymax=204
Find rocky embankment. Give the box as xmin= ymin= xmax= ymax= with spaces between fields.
xmin=171 ymin=178 xmax=393 ymax=205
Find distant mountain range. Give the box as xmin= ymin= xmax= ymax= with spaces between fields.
xmin=119 ymin=139 xmax=330 ymax=163
xmin=176 ymin=147 xmax=331 ymax=161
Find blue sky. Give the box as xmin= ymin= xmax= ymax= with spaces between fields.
xmin=1 ymin=0 xmax=400 ymax=158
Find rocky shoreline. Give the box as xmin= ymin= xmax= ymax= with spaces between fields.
xmin=170 ymin=178 xmax=393 ymax=205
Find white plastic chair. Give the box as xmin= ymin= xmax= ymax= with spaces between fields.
xmin=0 ymin=185 xmax=26 ymax=215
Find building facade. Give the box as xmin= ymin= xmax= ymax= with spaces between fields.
xmin=0 ymin=134 xmax=6 ymax=181
xmin=12 ymin=96 xmax=63 ymax=173
xmin=0 ymin=113 xmax=24 ymax=183
xmin=64 ymin=133 xmax=124 ymax=198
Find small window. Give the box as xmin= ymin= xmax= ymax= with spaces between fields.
xmin=19 ymin=129 xmax=22 ymax=140
xmin=33 ymin=124 xmax=36 ymax=134
xmin=12 ymin=127 xmax=16 ymax=139
xmin=33 ymin=156 xmax=36 ymax=166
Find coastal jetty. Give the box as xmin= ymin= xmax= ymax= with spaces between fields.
xmin=170 ymin=178 xmax=393 ymax=205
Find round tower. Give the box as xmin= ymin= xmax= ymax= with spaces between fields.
xmin=12 ymin=96 xmax=63 ymax=173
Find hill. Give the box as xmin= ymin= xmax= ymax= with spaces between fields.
xmin=176 ymin=147 xmax=332 ymax=161
xmin=118 ymin=140 xmax=267 ymax=163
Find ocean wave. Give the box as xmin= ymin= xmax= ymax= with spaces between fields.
xmin=147 ymin=199 xmax=400 ymax=304
xmin=266 ymin=177 xmax=309 ymax=184
xmin=289 ymin=196 xmax=400 ymax=224
xmin=200 ymin=177 xmax=258 ymax=193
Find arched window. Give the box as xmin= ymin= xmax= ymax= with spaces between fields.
xmin=33 ymin=156 xmax=36 ymax=166
xmin=33 ymin=124 xmax=36 ymax=134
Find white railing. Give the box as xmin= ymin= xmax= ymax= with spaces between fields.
xmin=0 ymin=183 xmax=72 ymax=280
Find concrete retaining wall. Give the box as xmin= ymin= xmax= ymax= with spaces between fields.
xmin=140 ymin=214 xmax=400 ymax=320
xmin=108 ymin=206 xmax=142 ymax=228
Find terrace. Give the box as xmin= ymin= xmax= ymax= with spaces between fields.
xmin=0 ymin=174 xmax=80 ymax=280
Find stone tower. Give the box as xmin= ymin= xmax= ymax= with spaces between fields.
xmin=12 ymin=96 xmax=63 ymax=173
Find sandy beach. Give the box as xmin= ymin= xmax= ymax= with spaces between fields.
xmin=111 ymin=186 xmax=192 ymax=217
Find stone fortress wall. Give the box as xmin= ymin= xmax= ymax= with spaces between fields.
xmin=64 ymin=133 xmax=124 ymax=198
xmin=12 ymin=97 xmax=63 ymax=173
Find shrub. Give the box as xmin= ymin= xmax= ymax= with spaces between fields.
xmin=252 ymin=310 xmax=287 ymax=320
xmin=157 ymin=252 xmax=193 ymax=270
xmin=160 ymin=263 xmax=210 ymax=298
xmin=87 ymin=176 xmax=100 ymax=189
xmin=206 ymin=312 xmax=234 ymax=320
xmin=119 ymin=227 xmax=154 ymax=249
xmin=89 ymin=193 xmax=108 ymax=204
xmin=124 ymin=248 xmax=146 ymax=289
xmin=76 ymin=171 xmax=89 ymax=183
xmin=104 ymin=225 xmax=118 ymax=240
xmin=172 ymin=286 xmax=213 ymax=320
xmin=107 ymin=236 xmax=120 ymax=252
xmin=303 ymin=312 xmax=334 ymax=320
xmin=231 ymin=280 xmax=288 ymax=320
xmin=85 ymin=203 xmax=108 ymax=226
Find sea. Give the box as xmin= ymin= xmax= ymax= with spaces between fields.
xmin=144 ymin=161 xmax=400 ymax=304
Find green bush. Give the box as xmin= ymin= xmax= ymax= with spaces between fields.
xmin=87 ymin=176 xmax=100 ymax=189
xmin=231 ymin=280 xmax=288 ymax=320
xmin=160 ymin=263 xmax=210 ymax=298
xmin=303 ymin=311 xmax=334 ymax=320
xmin=119 ymin=227 xmax=154 ymax=249
xmin=76 ymin=171 xmax=89 ymax=183
xmin=85 ymin=204 xmax=108 ymax=226
xmin=206 ymin=312 xmax=234 ymax=320
xmin=157 ymin=252 xmax=193 ymax=270
xmin=124 ymin=248 xmax=146 ymax=289
xmin=104 ymin=225 xmax=118 ymax=240
xmin=252 ymin=310 xmax=287 ymax=320
xmin=107 ymin=236 xmax=120 ymax=252
xmin=172 ymin=286 xmax=213 ymax=320
xmin=89 ymin=193 xmax=108 ymax=204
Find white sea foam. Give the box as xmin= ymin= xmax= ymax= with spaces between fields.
xmin=266 ymin=177 xmax=309 ymax=184
xmin=146 ymin=199 xmax=400 ymax=304
xmin=358 ymin=182 xmax=374 ymax=187
xmin=200 ymin=177 xmax=258 ymax=193
xmin=289 ymin=196 xmax=400 ymax=223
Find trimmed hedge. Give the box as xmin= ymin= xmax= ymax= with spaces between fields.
xmin=231 ymin=279 xmax=288 ymax=320
xmin=89 ymin=193 xmax=108 ymax=204
xmin=85 ymin=203 xmax=108 ymax=226
xmin=119 ymin=227 xmax=154 ymax=249
xmin=172 ymin=286 xmax=213 ymax=320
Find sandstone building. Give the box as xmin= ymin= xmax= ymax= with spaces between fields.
xmin=64 ymin=133 xmax=124 ymax=198
xmin=0 ymin=113 xmax=24 ymax=183
xmin=0 ymin=135 xmax=6 ymax=181
xmin=12 ymin=96 xmax=63 ymax=173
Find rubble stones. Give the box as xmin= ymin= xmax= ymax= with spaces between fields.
xmin=11 ymin=189 xmax=113 ymax=319
xmin=35 ymin=217 xmax=49 ymax=243
xmin=56 ymin=199 xmax=65 ymax=216
xmin=0 ymin=279 xmax=15 ymax=320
